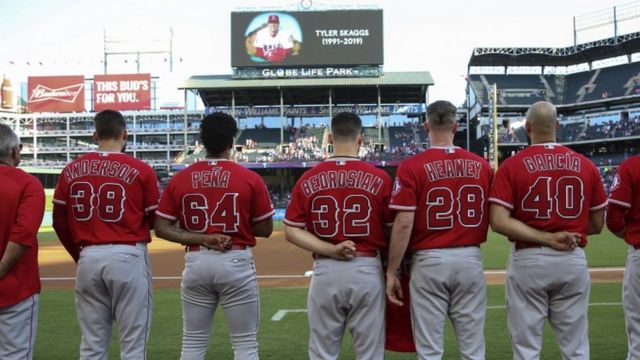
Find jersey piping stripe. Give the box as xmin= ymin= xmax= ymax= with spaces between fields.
xmin=252 ymin=209 xmax=276 ymax=223
xmin=52 ymin=198 xmax=66 ymax=205
xmin=145 ymin=204 xmax=159 ymax=213
xmin=155 ymin=210 xmax=177 ymax=221
xmin=283 ymin=218 xmax=306 ymax=227
xmin=388 ymin=204 xmax=418 ymax=211
xmin=590 ymin=201 xmax=608 ymax=211
xmin=488 ymin=197 xmax=514 ymax=210
xmin=608 ymin=198 xmax=632 ymax=209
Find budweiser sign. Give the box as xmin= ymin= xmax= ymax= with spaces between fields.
xmin=28 ymin=76 xmax=85 ymax=113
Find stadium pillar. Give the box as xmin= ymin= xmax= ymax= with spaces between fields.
xmin=280 ymin=89 xmax=284 ymax=152
xmin=232 ymin=90 xmax=236 ymax=118
xmin=328 ymin=89 xmax=333 ymax=130
xmin=183 ymin=89 xmax=188 ymax=153
xmin=377 ymin=87 xmax=382 ymax=146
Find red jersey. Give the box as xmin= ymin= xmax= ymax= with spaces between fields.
xmin=156 ymin=159 xmax=274 ymax=247
xmin=53 ymin=151 xmax=159 ymax=246
xmin=607 ymin=155 xmax=640 ymax=245
xmin=0 ymin=167 xmax=44 ymax=308
xmin=389 ymin=146 xmax=493 ymax=250
xmin=284 ymin=157 xmax=394 ymax=251
xmin=490 ymin=143 xmax=607 ymax=246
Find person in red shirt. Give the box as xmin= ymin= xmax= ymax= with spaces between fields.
xmin=386 ymin=100 xmax=493 ymax=359
xmin=490 ymin=101 xmax=607 ymax=360
xmin=52 ymin=110 xmax=160 ymax=359
xmin=155 ymin=112 xmax=274 ymax=360
xmin=0 ymin=124 xmax=44 ymax=360
xmin=607 ymin=155 xmax=640 ymax=359
xmin=284 ymin=112 xmax=393 ymax=360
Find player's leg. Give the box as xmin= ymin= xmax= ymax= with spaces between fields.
xmin=624 ymin=247 xmax=640 ymax=360
xmin=108 ymin=244 xmax=153 ymax=360
xmin=410 ymin=250 xmax=451 ymax=360
xmin=308 ymin=259 xmax=347 ymax=360
xmin=506 ymin=249 xmax=549 ymax=360
xmin=0 ymin=294 xmax=39 ymax=360
xmin=75 ymin=247 xmax=113 ymax=360
xmin=219 ymin=249 xmax=260 ymax=360
xmin=181 ymin=251 xmax=219 ymax=360
xmin=448 ymin=248 xmax=486 ymax=360
xmin=346 ymin=257 xmax=385 ymax=360
xmin=548 ymin=249 xmax=590 ymax=360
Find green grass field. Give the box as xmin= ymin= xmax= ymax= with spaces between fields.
xmin=33 ymin=284 xmax=627 ymax=359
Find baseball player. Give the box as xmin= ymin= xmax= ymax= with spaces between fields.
xmin=253 ymin=14 xmax=293 ymax=63
xmin=284 ymin=112 xmax=393 ymax=360
xmin=154 ymin=112 xmax=274 ymax=360
xmin=52 ymin=110 xmax=160 ymax=360
xmin=386 ymin=100 xmax=493 ymax=360
xmin=0 ymin=124 xmax=44 ymax=360
xmin=489 ymin=101 xmax=607 ymax=360
xmin=607 ymin=154 xmax=640 ymax=359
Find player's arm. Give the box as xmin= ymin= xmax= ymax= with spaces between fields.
xmin=0 ymin=242 xmax=28 ymax=278
xmin=153 ymin=217 xmax=230 ymax=250
xmin=251 ymin=218 xmax=273 ymax=238
xmin=385 ymin=211 xmax=414 ymax=306
xmin=606 ymin=203 xmax=628 ymax=239
xmin=588 ymin=208 xmax=605 ymax=235
xmin=489 ymin=204 xmax=580 ymax=251
xmin=284 ymin=225 xmax=356 ymax=260
xmin=52 ymin=204 xmax=80 ymax=262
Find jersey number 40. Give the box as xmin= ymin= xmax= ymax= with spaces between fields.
xmin=522 ymin=176 xmax=584 ymax=219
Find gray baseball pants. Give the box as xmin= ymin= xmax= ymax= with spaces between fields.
xmin=624 ymin=246 xmax=640 ymax=360
xmin=180 ymin=248 xmax=259 ymax=360
xmin=307 ymin=256 xmax=385 ymax=360
xmin=410 ymin=247 xmax=486 ymax=360
xmin=75 ymin=243 xmax=152 ymax=360
xmin=0 ymin=294 xmax=38 ymax=360
xmin=506 ymin=245 xmax=590 ymax=360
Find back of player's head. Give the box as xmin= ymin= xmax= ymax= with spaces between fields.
xmin=200 ymin=112 xmax=238 ymax=157
xmin=0 ymin=123 xmax=19 ymax=159
xmin=330 ymin=112 xmax=362 ymax=142
xmin=426 ymin=100 xmax=457 ymax=131
xmin=526 ymin=101 xmax=558 ymax=136
xmin=94 ymin=110 xmax=126 ymax=140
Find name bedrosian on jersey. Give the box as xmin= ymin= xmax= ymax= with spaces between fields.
xmin=424 ymin=159 xmax=483 ymax=182
xmin=63 ymin=159 xmax=140 ymax=184
xmin=523 ymin=153 xmax=581 ymax=173
xmin=301 ymin=170 xmax=384 ymax=197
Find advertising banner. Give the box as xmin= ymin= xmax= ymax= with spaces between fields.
xmin=1 ymin=73 xmax=18 ymax=112
xmin=94 ymin=73 xmax=151 ymax=111
xmin=231 ymin=10 xmax=383 ymax=67
xmin=27 ymin=75 xmax=85 ymax=113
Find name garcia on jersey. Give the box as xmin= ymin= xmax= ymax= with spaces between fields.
xmin=523 ymin=153 xmax=581 ymax=173
xmin=300 ymin=170 xmax=384 ymax=197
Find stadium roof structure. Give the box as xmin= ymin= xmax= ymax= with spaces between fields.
xmin=469 ymin=32 xmax=640 ymax=67
xmin=180 ymin=71 xmax=433 ymax=107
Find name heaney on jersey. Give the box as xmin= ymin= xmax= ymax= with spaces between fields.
xmin=523 ymin=153 xmax=581 ymax=173
xmin=301 ymin=170 xmax=384 ymax=197
xmin=424 ymin=159 xmax=483 ymax=182
xmin=191 ymin=169 xmax=231 ymax=188
xmin=64 ymin=160 xmax=140 ymax=184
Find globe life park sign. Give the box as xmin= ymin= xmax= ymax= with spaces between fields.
xmin=233 ymin=65 xmax=382 ymax=79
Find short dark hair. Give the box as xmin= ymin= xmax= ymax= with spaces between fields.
xmin=426 ymin=100 xmax=457 ymax=130
xmin=200 ymin=112 xmax=238 ymax=157
xmin=94 ymin=110 xmax=126 ymax=140
xmin=331 ymin=112 xmax=362 ymax=141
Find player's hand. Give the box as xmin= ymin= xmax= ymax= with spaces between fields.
xmin=545 ymin=231 xmax=582 ymax=251
xmin=201 ymin=234 xmax=232 ymax=251
xmin=330 ymin=240 xmax=356 ymax=260
xmin=386 ymin=272 xmax=404 ymax=306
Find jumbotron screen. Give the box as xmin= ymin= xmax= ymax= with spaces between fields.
xmin=231 ymin=10 xmax=383 ymax=67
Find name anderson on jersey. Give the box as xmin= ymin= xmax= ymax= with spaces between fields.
xmin=300 ymin=170 xmax=384 ymax=197
xmin=63 ymin=159 xmax=140 ymax=184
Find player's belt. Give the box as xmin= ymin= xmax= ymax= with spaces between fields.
xmin=314 ymin=250 xmax=378 ymax=259
xmin=514 ymin=241 xmax=584 ymax=251
xmin=186 ymin=244 xmax=247 ymax=252
xmin=80 ymin=241 xmax=141 ymax=248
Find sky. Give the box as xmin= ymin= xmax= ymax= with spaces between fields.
xmin=0 ymin=0 xmax=631 ymax=106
